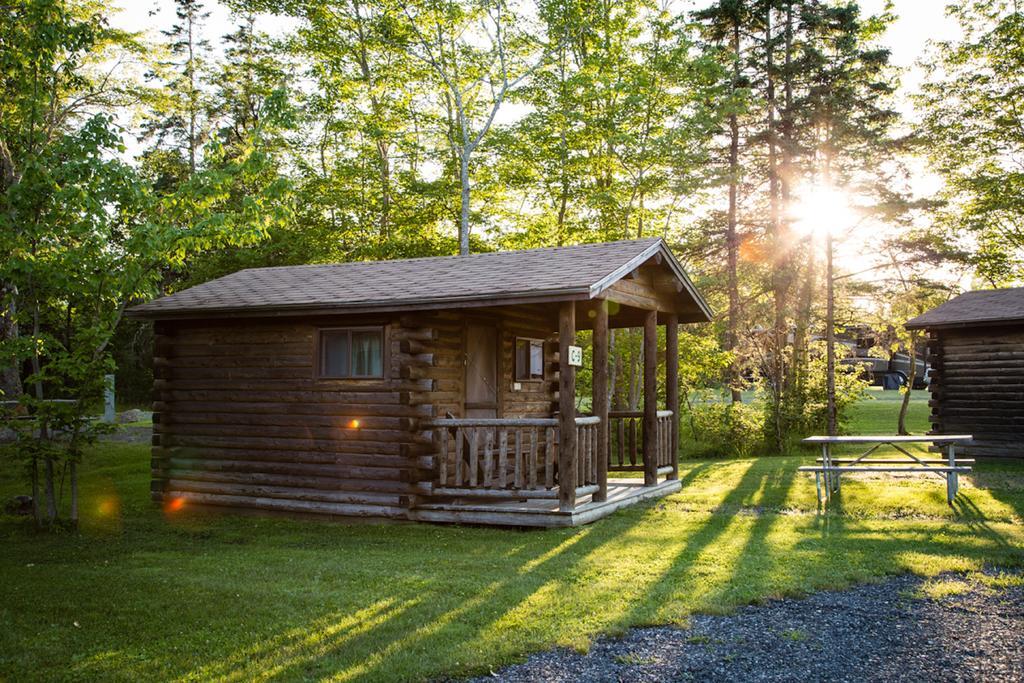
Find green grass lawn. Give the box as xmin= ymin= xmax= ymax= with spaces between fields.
xmin=1 ymin=393 xmax=1022 ymax=681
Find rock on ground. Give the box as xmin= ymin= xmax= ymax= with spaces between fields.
xmin=471 ymin=571 xmax=1024 ymax=682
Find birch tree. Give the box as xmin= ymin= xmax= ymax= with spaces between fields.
xmin=400 ymin=0 xmax=553 ymax=254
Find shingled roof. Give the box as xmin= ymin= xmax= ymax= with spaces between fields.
xmin=905 ymin=287 xmax=1024 ymax=330
xmin=128 ymin=238 xmax=712 ymax=321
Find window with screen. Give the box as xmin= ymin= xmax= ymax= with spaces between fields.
xmin=319 ymin=327 xmax=384 ymax=378
xmin=515 ymin=338 xmax=545 ymax=381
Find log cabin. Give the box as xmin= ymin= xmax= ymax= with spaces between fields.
xmin=127 ymin=238 xmax=713 ymax=526
xmin=906 ymin=287 xmax=1024 ymax=459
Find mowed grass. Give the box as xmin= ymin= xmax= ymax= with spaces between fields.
xmin=1 ymin=393 xmax=1022 ymax=681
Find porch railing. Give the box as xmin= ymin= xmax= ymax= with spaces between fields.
xmin=424 ymin=416 xmax=601 ymax=499
xmin=608 ymin=410 xmax=675 ymax=475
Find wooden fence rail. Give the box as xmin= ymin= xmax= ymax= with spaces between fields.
xmin=424 ymin=416 xmax=601 ymax=499
xmin=609 ymin=410 xmax=674 ymax=473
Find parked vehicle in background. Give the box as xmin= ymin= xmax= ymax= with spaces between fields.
xmin=836 ymin=327 xmax=930 ymax=390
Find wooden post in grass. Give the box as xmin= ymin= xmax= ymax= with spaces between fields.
xmin=593 ymin=301 xmax=609 ymax=502
xmin=558 ymin=302 xmax=577 ymax=511
xmin=643 ymin=310 xmax=658 ymax=487
xmin=665 ymin=313 xmax=679 ymax=481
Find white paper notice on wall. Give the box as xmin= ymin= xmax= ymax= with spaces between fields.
xmin=567 ymin=345 xmax=583 ymax=367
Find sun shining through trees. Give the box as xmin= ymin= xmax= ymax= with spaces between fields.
xmin=2 ymin=0 xmax=1024 ymax=678
xmin=790 ymin=186 xmax=860 ymax=242
xmin=788 ymin=185 xmax=888 ymax=282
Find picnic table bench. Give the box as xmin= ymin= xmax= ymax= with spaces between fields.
xmin=798 ymin=435 xmax=973 ymax=505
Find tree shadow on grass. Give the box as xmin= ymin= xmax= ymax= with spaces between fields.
xmin=600 ymin=458 xmax=796 ymax=629
xmin=19 ymin=454 xmax=1024 ymax=682
xmin=971 ymin=461 xmax=1024 ymax=523
xmin=246 ymin=464 xmax=721 ymax=680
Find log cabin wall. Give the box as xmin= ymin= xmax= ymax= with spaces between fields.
xmin=928 ymin=325 xmax=1024 ymax=459
xmin=400 ymin=306 xmax=560 ymax=491
xmin=495 ymin=305 xmax=560 ymax=418
xmin=152 ymin=315 xmax=437 ymax=518
xmin=151 ymin=305 xmax=561 ymax=519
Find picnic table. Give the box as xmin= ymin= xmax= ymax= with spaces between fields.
xmin=798 ymin=435 xmax=973 ymax=505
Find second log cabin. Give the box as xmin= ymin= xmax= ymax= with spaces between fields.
xmin=128 ymin=238 xmax=713 ymax=526
xmin=907 ymin=287 xmax=1024 ymax=459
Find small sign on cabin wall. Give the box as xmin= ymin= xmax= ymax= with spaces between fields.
xmin=567 ymin=345 xmax=584 ymax=367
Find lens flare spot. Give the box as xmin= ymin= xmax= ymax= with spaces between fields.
xmin=349 ymin=419 xmax=361 ymax=429
xmin=164 ymin=497 xmax=186 ymax=513
xmin=96 ymin=496 xmax=121 ymax=517
xmin=739 ymin=235 xmax=766 ymax=264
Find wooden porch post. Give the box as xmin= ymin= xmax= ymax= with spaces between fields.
xmin=593 ymin=301 xmax=609 ymax=502
xmin=558 ymin=301 xmax=577 ymax=511
xmin=665 ymin=313 xmax=679 ymax=481
xmin=642 ymin=309 xmax=658 ymax=486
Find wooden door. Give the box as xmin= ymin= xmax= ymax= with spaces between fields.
xmin=465 ymin=324 xmax=498 ymax=418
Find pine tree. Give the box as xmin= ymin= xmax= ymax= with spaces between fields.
xmin=141 ymin=0 xmax=212 ymax=183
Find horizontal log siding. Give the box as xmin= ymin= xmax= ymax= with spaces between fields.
xmin=153 ymin=306 xmax=564 ymax=520
xmin=928 ymin=327 xmax=1024 ymax=459
xmin=405 ymin=306 xmax=559 ymax=491
xmin=152 ymin=317 xmax=430 ymax=517
xmin=499 ymin=306 xmax=559 ymax=418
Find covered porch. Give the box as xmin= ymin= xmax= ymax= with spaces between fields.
xmin=420 ymin=292 xmax=688 ymax=527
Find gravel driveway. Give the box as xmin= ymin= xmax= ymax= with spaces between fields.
xmin=472 ymin=571 xmax=1023 ymax=682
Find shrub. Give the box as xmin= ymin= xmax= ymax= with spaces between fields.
xmin=682 ymin=399 xmax=765 ymax=458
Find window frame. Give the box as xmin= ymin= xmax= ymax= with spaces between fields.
xmin=316 ymin=326 xmax=387 ymax=380
xmin=514 ymin=337 xmax=546 ymax=382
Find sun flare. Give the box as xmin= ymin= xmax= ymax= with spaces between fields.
xmin=790 ymin=186 xmax=859 ymax=238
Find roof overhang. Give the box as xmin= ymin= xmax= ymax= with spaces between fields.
xmin=588 ymin=238 xmax=714 ymax=323
xmin=126 ymin=238 xmax=714 ymax=324
xmin=905 ymin=316 xmax=1024 ymax=331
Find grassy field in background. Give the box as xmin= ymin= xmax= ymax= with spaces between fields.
xmin=1 ymin=391 xmax=1021 ymax=681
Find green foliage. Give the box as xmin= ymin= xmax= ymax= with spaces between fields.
xmin=684 ymin=399 xmax=765 ymax=458
xmin=918 ymin=0 xmax=1024 ymax=284
xmin=771 ymin=342 xmax=868 ymax=448
xmin=0 ymin=0 xmax=294 ymax=528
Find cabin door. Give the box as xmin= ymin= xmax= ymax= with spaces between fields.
xmin=464 ymin=324 xmax=498 ymax=418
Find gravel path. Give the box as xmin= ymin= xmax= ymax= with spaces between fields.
xmin=472 ymin=571 xmax=1024 ymax=682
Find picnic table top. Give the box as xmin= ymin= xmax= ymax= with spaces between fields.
xmin=802 ymin=434 xmax=973 ymax=444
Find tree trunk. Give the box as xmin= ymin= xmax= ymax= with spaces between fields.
xmin=187 ymin=12 xmax=198 ymax=176
xmin=765 ymin=7 xmax=785 ymax=451
xmin=790 ymin=254 xmax=816 ymax=399
xmin=459 ymin=148 xmax=471 ymax=255
xmin=70 ymin=461 xmax=78 ymax=528
xmin=826 ymin=230 xmax=837 ymax=436
xmin=897 ymin=332 xmax=917 ymax=435
xmin=30 ymin=455 xmax=41 ymax=528
xmin=378 ymin=140 xmax=391 ymax=240
xmin=726 ymin=19 xmax=742 ymax=404
xmin=29 ymin=304 xmax=57 ymax=523
xmin=43 ymin=453 xmax=57 ymax=523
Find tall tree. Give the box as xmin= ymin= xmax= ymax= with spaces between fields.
xmin=141 ymin=0 xmax=213 ymax=183
xmin=918 ymin=0 xmax=1024 ymax=284
xmin=694 ymin=0 xmax=754 ymax=404
xmin=399 ymin=0 xmax=552 ymax=254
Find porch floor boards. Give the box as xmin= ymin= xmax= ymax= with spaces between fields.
xmin=411 ymin=478 xmax=682 ymax=528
